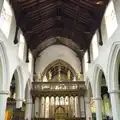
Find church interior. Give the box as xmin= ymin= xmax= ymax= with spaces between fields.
xmin=0 ymin=0 xmax=120 ymax=120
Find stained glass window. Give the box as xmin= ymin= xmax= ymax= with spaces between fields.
xmin=56 ymin=97 xmax=59 ymax=105
xmin=65 ymin=96 xmax=68 ymax=105
xmin=60 ymin=97 xmax=64 ymax=105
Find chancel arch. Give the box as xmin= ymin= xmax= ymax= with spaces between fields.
xmin=35 ymin=45 xmax=81 ymax=74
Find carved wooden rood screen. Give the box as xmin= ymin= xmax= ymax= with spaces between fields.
xmin=31 ymin=77 xmax=86 ymax=120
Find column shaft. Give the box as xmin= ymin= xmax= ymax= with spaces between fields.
xmin=31 ymin=98 xmax=35 ymax=119
xmin=94 ymin=98 xmax=102 ymax=120
xmin=44 ymin=97 xmax=46 ymax=118
xmin=0 ymin=92 xmax=8 ymax=120
xmin=73 ymin=97 xmax=75 ymax=117
xmin=35 ymin=97 xmax=40 ymax=118
xmin=109 ymin=91 xmax=120 ymax=120
xmin=85 ymin=98 xmax=92 ymax=120
xmin=80 ymin=96 xmax=85 ymax=118
xmin=0 ymin=0 xmax=4 ymax=14
xmin=16 ymin=99 xmax=23 ymax=108
xmin=39 ymin=97 xmax=41 ymax=118
xmin=53 ymin=97 xmax=55 ymax=118
xmin=76 ymin=96 xmax=80 ymax=117
xmin=25 ymin=102 xmax=32 ymax=120
xmin=75 ymin=97 xmax=78 ymax=117
xmin=78 ymin=96 xmax=81 ymax=117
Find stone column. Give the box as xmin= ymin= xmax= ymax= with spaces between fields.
xmin=54 ymin=97 xmax=56 ymax=117
xmin=93 ymin=97 xmax=102 ymax=120
xmin=74 ymin=97 xmax=78 ymax=117
xmin=76 ymin=96 xmax=80 ymax=117
xmin=109 ymin=90 xmax=120 ymax=120
xmin=25 ymin=101 xmax=32 ymax=120
xmin=0 ymin=91 xmax=9 ymax=120
xmin=39 ymin=97 xmax=41 ymax=118
xmin=49 ymin=97 xmax=52 ymax=118
xmin=85 ymin=97 xmax=92 ymax=120
xmin=44 ymin=97 xmax=46 ymax=118
xmin=68 ymin=96 xmax=70 ymax=117
xmin=0 ymin=0 xmax=4 ymax=14
xmin=35 ymin=97 xmax=40 ymax=118
xmin=40 ymin=97 xmax=44 ymax=118
xmin=16 ymin=98 xmax=23 ymax=108
xmin=78 ymin=96 xmax=81 ymax=117
xmin=31 ymin=98 xmax=35 ymax=119
xmin=80 ymin=96 xmax=85 ymax=118
xmin=73 ymin=97 xmax=75 ymax=117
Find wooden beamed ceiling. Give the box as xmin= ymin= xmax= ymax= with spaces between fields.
xmin=11 ymin=0 xmax=109 ymax=58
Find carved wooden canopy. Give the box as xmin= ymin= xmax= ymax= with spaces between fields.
xmin=10 ymin=0 xmax=109 ymax=58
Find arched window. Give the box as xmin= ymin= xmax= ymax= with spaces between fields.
xmin=55 ymin=97 xmax=60 ymax=105
xmin=84 ymin=51 xmax=88 ymax=73
xmin=0 ymin=0 xmax=12 ymax=38
xmin=65 ymin=96 xmax=68 ymax=105
xmin=28 ymin=51 xmax=33 ymax=73
xmin=18 ymin=33 xmax=25 ymax=61
xmin=60 ymin=97 xmax=64 ymax=105
xmin=92 ymin=33 xmax=99 ymax=60
xmin=105 ymin=0 xmax=118 ymax=39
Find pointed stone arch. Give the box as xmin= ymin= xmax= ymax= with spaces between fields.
xmin=0 ymin=42 xmax=9 ymax=91
xmin=10 ymin=66 xmax=24 ymax=102
xmin=107 ymin=41 xmax=120 ymax=91
xmin=93 ymin=64 xmax=107 ymax=97
xmin=41 ymin=59 xmax=76 ymax=81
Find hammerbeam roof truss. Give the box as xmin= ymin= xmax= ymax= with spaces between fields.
xmin=11 ymin=0 xmax=109 ymax=57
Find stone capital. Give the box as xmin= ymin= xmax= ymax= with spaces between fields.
xmin=85 ymin=100 xmax=90 ymax=104
xmin=108 ymin=90 xmax=120 ymax=94
xmin=16 ymin=98 xmax=24 ymax=101
xmin=92 ymin=97 xmax=101 ymax=100
xmin=0 ymin=91 xmax=9 ymax=95
xmin=26 ymin=102 xmax=32 ymax=104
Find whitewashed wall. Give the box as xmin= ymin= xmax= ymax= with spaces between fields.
xmin=85 ymin=0 xmax=120 ymax=95
xmin=35 ymin=45 xmax=81 ymax=75
xmin=0 ymin=0 xmax=32 ymax=99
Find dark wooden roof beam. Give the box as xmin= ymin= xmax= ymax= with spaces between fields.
xmin=61 ymin=9 xmax=91 ymax=26
xmin=70 ymin=0 xmax=96 ymax=10
xmin=26 ymin=3 xmax=57 ymax=16
xmin=27 ymin=23 xmax=56 ymax=35
xmin=28 ymin=20 xmax=56 ymax=32
xmin=18 ymin=0 xmax=36 ymax=6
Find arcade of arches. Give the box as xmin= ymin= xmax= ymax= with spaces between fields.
xmin=0 ymin=0 xmax=120 ymax=120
